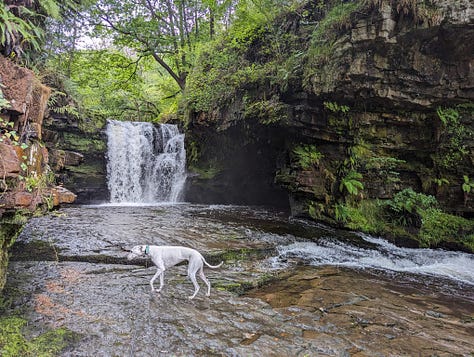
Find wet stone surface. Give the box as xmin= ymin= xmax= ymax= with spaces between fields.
xmin=4 ymin=205 xmax=474 ymax=356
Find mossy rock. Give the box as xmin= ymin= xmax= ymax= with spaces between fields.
xmin=62 ymin=133 xmax=106 ymax=153
xmin=0 ymin=316 xmax=79 ymax=357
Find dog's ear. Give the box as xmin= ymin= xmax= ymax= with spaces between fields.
xmin=140 ymin=245 xmax=146 ymax=254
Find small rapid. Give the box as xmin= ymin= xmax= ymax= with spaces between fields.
xmin=269 ymin=233 xmax=474 ymax=286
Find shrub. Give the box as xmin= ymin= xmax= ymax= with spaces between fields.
xmin=383 ymin=188 xmax=438 ymax=226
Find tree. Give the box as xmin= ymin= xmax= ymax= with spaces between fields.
xmin=87 ymin=0 xmax=235 ymax=90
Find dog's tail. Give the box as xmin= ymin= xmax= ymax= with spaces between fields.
xmin=202 ymin=258 xmax=223 ymax=269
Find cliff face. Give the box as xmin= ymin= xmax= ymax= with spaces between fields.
xmin=42 ymin=115 xmax=108 ymax=204
xmin=184 ymin=0 xmax=474 ymax=246
xmin=285 ymin=0 xmax=473 ymax=214
xmin=0 ymin=57 xmax=77 ymax=290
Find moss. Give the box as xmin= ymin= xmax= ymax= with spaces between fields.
xmin=419 ymin=208 xmax=474 ymax=248
xmin=62 ymin=133 xmax=106 ymax=153
xmin=0 ymin=216 xmax=27 ymax=291
xmin=0 ymin=316 xmax=77 ymax=357
xmin=65 ymin=163 xmax=104 ymax=175
xmin=344 ymin=200 xmax=385 ymax=234
xmin=216 ymin=248 xmax=258 ymax=262
xmin=189 ymin=164 xmax=222 ymax=180
xmin=244 ymin=96 xmax=289 ymax=125
xmin=215 ymin=273 xmax=277 ymax=296
xmin=215 ymin=281 xmax=254 ymax=295
xmin=335 ymin=196 xmax=474 ymax=252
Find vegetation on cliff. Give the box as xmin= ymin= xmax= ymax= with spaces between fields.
xmin=182 ymin=0 xmax=474 ymax=251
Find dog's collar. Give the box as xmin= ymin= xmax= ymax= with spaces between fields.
xmin=145 ymin=245 xmax=150 ymax=255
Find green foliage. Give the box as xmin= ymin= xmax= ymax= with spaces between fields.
xmin=184 ymin=1 xmax=305 ymax=114
xmin=366 ymin=156 xmax=406 ymax=184
xmin=230 ymin=0 xmax=292 ymax=47
xmin=334 ymin=202 xmax=349 ymax=223
xmin=339 ymin=170 xmax=364 ymax=196
xmin=462 ymin=175 xmax=474 ymax=194
xmin=185 ymin=39 xmax=271 ymax=112
xmin=419 ymin=208 xmax=474 ymax=248
xmin=434 ymin=106 xmax=470 ymax=171
xmin=46 ymin=49 xmax=172 ymax=123
xmin=324 ymin=101 xmax=350 ymax=114
xmin=0 ymin=316 xmax=75 ymax=357
xmin=306 ymin=1 xmax=361 ymax=69
xmin=38 ymin=0 xmax=61 ymax=20
xmin=47 ymin=91 xmax=80 ymax=119
xmin=342 ymin=200 xmax=385 ymax=233
xmin=0 ymin=3 xmax=43 ymax=55
xmin=0 ymin=117 xmax=28 ymax=156
xmin=436 ymin=106 xmax=459 ymax=125
xmin=308 ymin=201 xmax=326 ymax=221
xmin=384 ymin=188 xmax=437 ymax=226
xmin=244 ymin=96 xmax=288 ymax=124
xmin=292 ymin=145 xmax=323 ymax=170
xmin=0 ymin=85 xmax=10 ymax=109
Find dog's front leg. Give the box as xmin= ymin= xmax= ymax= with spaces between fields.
xmin=150 ymin=268 xmax=163 ymax=292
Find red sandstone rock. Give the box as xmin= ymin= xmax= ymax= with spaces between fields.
xmin=13 ymin=191 xmax=34 ymax=207
xmin=56 ymin=186 xmax=77 ymax=204
xmin=0 ymin=142 xmax=21 ymax=177
xmin=0 ymin=56 xmax=50 ymax=138
xmin=44 ymin=186 xmax=77 ymax=206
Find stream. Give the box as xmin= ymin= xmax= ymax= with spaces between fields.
xmin=5 ymin=203 xmax=474 ymax=356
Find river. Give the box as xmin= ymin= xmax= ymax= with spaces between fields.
xmin=4 ymin=203 xmax=474 ymax=356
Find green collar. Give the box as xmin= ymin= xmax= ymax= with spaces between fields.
xmin=145 ymin=245 xmax=150 ymax=255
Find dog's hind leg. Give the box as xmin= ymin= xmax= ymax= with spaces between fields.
xmin=188 ymin=271 xmax=200 ymax=299
xmin=199 ymin=268 xmax=211 ymax=296
xmin=150 ymin=268 xmax=164 ymax=292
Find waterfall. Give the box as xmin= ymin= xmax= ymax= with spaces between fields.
xmin=106 ymin=120 xmax=186 ymax=203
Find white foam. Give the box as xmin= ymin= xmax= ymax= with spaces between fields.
xmin=273 ymin=236 xmax=474 ymax=285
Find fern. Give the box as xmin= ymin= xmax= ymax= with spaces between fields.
xmin=437 ymin=107 xmax=459 ymax=125
xmin=339 ymin=170 xmax=364 ymax=195
xmin=38 ymin=0 xmax=61 ymax=19
xmin=0 ymin=3 xmax=43 ymax=53
xmin=293 ymin=145 xmax=324 ymax=169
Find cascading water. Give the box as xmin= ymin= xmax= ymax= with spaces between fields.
xmin=106 ymin=120 xmax=186 ymax=203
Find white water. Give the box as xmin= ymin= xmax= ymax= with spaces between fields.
xmin=106 ymin=120 xmax=186 ymax=203
xmin=270 ymin=234 xmax=474 ymax=285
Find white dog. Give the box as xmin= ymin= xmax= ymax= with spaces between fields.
xmin=128 ymin=245 xmax=223 ymax=299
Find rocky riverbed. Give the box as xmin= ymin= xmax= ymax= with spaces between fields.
xmin=3 ymin=204 xmax=473 ymax=356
